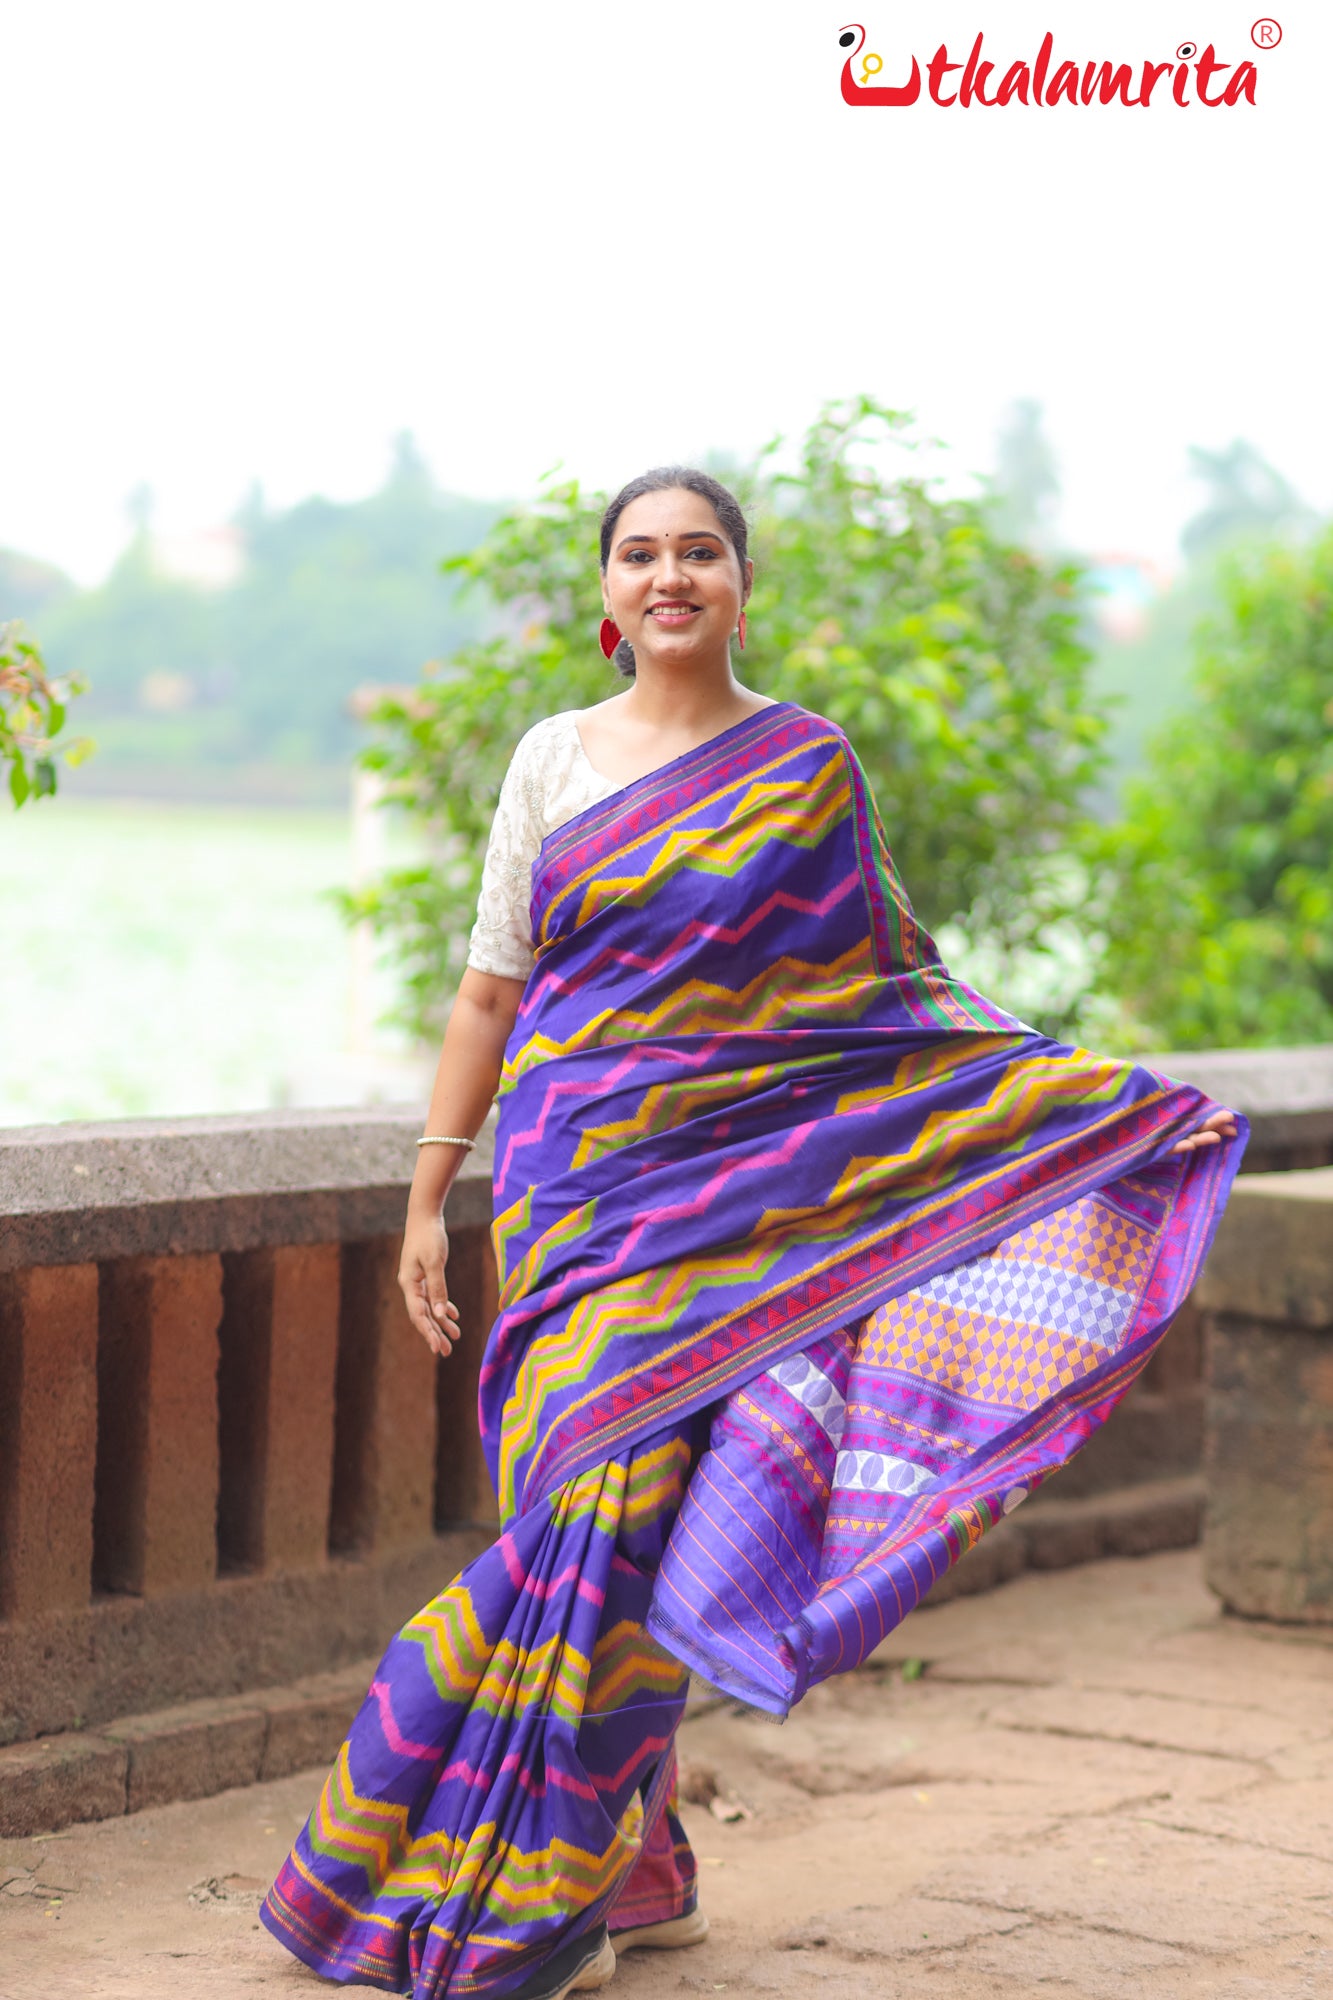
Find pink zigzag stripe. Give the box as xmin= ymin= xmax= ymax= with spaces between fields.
xmin=495 ymin=1534 xmax=610 ymax=1607
xmin=497 ymin=1033 xmax=802 ymax=1191
xmin=367 ymin=1681 xmax=445 ymax=1763
xmin=523 ymin=871 xmax=862 ymax=1010
xmin=489 ymin=1121 xmax=825 ymax=1355
xmin=438 ymin=1749 xmax=600 ymax=1804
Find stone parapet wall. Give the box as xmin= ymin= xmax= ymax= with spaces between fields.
xmin=1197 ymin=1165 xmax=1333 ymax=1622
xmin=2 ymin=1044 xmax=1332 ymax=1832
xmin=1018 ymin=1044 xmax=1333 ymax=1510
xmin=0 ymin=1110 xmax=498 ymax=1771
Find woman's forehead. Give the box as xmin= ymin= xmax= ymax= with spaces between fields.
xmin=613 ymin=487 xmax=726 ymax=543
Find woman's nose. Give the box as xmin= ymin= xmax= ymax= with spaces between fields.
xmin=655 ymin=552 xmax=689 ymax=592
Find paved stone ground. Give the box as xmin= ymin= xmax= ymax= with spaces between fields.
xmin=4 ymin=1550 xmax=1332 ymax=2000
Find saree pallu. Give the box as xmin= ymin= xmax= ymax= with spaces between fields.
xmin=263 ymin=702 xmax=1244 ymax=1993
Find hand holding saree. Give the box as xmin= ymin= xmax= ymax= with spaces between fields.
xmin=262 ymin=703 xmax=1243 ymax=1996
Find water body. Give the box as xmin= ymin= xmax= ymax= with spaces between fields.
xmin=1 ymin=800 xmax=431 ymax=1128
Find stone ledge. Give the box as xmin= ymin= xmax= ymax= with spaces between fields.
xmin=0 ymin=1732 xmax=129 ymax=1839
xmin=0 ymin=1664 xmax=372 ymax=1838
xmin=1194 ymin=1167 xmax=1333 ymax=1331
xmin=0 ymin=1107 xmax=494 ymax=1272
xmin=0 ymin=1479 xmax=1206 ymax=1835
xmin=924 ymin=1476 xmax=1204 ymax=1606
xmin=3 ymin=1046 xmax=1331 ymax=1272
xmin=0 ymin=1526 xmax=494 ymax=1746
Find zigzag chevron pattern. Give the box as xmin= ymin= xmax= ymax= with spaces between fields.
xmin=263 ymin=702 xmax=1244 ymax=1997
xmin=478 ymin=707 xmax=1237 ymax=1521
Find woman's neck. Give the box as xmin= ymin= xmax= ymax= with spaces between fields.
xmin=619 ymin=659 xmax=763 ymax=733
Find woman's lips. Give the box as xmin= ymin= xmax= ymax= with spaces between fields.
xmin=647 ymin=604 xmax=701 ymax=622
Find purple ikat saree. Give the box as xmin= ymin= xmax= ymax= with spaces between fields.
xmin=482 ymin=701 xmax=1242 ymax=1702
xmin=262 ymin=702 xmax=1242 ymax=1996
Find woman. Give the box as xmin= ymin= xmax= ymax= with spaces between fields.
xmin=262 ymin=468 xmax=1241 ymax=1999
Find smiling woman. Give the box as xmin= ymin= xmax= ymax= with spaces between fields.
xmin=593 ymin=466 xmax=753 ymax=686
xmin=261 ymin=467 xmax=1242 ymax=2000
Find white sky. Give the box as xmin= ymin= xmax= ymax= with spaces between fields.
xmin=3 ymin=0 xmax=1327 ymax=581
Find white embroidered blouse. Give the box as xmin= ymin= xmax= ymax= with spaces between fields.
xmin=466 ymin=712 xmax=619 ymax=982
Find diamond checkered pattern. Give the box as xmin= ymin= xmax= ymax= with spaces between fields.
xmin=913 ymin=1254 xmax=1134 ymax=1349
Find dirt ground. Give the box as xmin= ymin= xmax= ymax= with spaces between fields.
xmin=3 ymin=1549 xmax=1332 ymax=2000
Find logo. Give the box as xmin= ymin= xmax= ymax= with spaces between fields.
xmin=837 ymin=22 xmax=1268 ymax=107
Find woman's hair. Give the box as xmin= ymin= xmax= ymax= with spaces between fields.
xmin=598 ymin=467 xmax=749 ymax=679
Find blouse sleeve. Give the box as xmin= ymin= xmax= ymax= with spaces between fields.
xmin=465 ymin=728 xmax=547 ymax=981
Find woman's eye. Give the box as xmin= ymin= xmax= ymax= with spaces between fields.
xmin=684 ymin=546 xmax=718 ymax=560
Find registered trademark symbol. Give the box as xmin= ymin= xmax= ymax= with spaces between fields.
xmin=1251 ymin=16 xmax=1282 ymax=46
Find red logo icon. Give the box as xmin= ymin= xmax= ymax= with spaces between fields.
xmin=1251 ymin=18 xmax=1281 ymax=47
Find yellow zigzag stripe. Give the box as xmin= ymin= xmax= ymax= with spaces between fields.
xmin=498 ymin=1196 xmax=597 ymax=1314
xmin=835 ymin=1032 xmax=1027 ymax=1112
xmin=499 ymin=1035 xmax=1023 ymax=1297
xmin=400 ymin=1582 xmax=491 ymax=1703
xmin=308 ymin=1741 xmax=413 ymax=1882
xmin=565 ymin=755 xmax=851 ymax=930
xmin=572 ymin=1049 xmax=848 ymax=1170
xmin=587 ymin=1617 xmax=689 ymax=1714
xmin=784 ymin=1055 xmax=1131 ymax=1223
xmin=503 ymin=941 xmax=879 ymax=1086
xmin=540 ymin=737 xmax=849 ymax=933
xmin=619 ymin=1433 xmax=693 ymax=1531
xmin=491 ymin=1186 xmax=534 ymax=1292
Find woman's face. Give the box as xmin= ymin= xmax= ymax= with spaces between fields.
xmin=602 ymin=487 xmax=752 ymax=668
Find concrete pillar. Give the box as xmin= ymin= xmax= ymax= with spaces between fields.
xmin=1197 ymin=1168 xmax=1333 ymax=1622
xmin=217 ymin=1244 xmax=340 ymax=1573
xmin=93 ymin=1254 xmax=223 ymax=1596
xmin=0 ymin=1264 xmax=99 ymax=1618
xmin=330 ymin=1236 xmax=437 ymax=1553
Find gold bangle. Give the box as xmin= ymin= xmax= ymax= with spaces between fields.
xmin=416 ymin=1135 xmax=476 ymax=1150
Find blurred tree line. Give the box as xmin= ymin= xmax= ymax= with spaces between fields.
xmin=1094 ymin=528 xmax=1333 ymax=1047
xmin=0 ymin=436 xmax=494 ymax=783
xmin=347 ymin=398 xmax=1331 ymax=1055
xmin=8 ymin=403 xmax=1325 ymax=1054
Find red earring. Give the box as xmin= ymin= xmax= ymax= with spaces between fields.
xmin=599 ymin=618 xmax=622 ymax=660
xmin=737 ymin=610 xmax=747 ymax=652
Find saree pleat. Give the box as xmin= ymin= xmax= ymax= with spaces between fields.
xmin=263 ymin=703 xmax=1244 ymax=1992
xmin=261 ymin=1427 xmax=701 ymax=1994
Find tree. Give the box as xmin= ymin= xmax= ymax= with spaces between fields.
xmin=0 ymin=547 xmax=74 ymax=622
xmin=346 ymin=398 xmax=1106 ymax=1043
xmin=0 ymin=621 xmax=94 ymax=808
xmin=23 ymin=439 xmax=495 ymax=780
xmin=1092 ymin=525 xmax=1333 ymax=1048
xmin=988 ymin=398 xmax=1061 ymax=547
xmin=1181 ymin=440 xmax=1314 ymax=563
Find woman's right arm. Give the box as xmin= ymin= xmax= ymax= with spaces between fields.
xmin=399 ymin=968 xmax=525 ymax=1356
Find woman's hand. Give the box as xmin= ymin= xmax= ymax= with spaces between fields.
xmin=1171 ymin=1107 xmax=1239 ymax=1154
xmin=399 ymin=1208 xmax=461 ymax=1357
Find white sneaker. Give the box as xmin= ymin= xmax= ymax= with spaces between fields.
xmin=611 ymin=1907 xmax=710 ymax=1953
xmin=569 ymin=1934 xmax=618 ymax=1991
